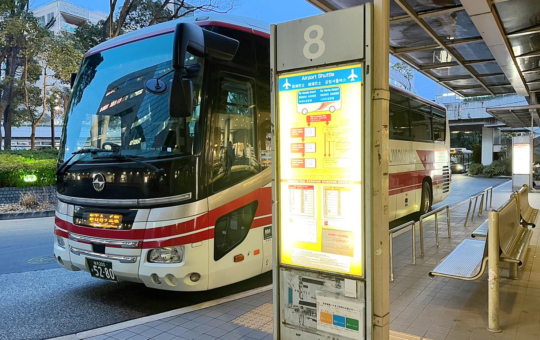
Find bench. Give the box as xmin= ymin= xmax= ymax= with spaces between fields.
xmin=516 ymin=184 xmax=539 ymax=228
xmin=471 ymin=219 xmax=488 ymax=238
xmin=429 ymin=195 xmax=533 ymax=332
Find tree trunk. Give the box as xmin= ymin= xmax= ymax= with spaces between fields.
xmin=3 ymin=104 xmax=12 ymax=150
xmin=51 ymin=110 xmax=55 ymax=149
xmin=0 ymin=51 xmax=18 ymax=150
xmin=30 ymin=124 xmax=36 ymax=150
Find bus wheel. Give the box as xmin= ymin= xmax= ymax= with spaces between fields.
xmin=420 ymin=181 xmax=432 ymax=215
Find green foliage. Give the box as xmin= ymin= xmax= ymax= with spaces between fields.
xmin=482 ymin=158 xmax=511 ymax=178
xmin=471 ymin=144 xmax=482 ymax=164
xmin=391 ymin=62 xmax=414 ymax=91
xmin=73 ymin=20 xmax=106 ymax=52
xmin=450 ymin=131 xmax=482 ymax=150
xmin=468 ymin=163 xmax=484 ymax=176
xmin=0 ymin=150 xmax=57 ymax=187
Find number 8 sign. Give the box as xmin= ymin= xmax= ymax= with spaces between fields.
xmin=303 ymin=25 xmax=325 ymax=60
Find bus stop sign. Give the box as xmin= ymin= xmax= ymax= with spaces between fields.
xmin=271 ymin=4 xmax=372 ymax=340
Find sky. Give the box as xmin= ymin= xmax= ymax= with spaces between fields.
xmin=28 ymin=0 xmax=444 ymax=100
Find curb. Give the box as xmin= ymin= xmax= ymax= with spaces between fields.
xmin=0 ymin=210 xmax=55 ymax=220
xmin=48 ymin=284 xmax=273 ymax=340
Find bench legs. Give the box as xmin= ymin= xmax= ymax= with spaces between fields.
xmin=508 ymin=262 xmax=519 ymax=280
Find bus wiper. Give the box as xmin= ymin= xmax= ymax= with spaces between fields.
xmin=95 ymin=154 xmax=164 ymax=174
xmin=56 ymin=148 xmax=110 ymax=176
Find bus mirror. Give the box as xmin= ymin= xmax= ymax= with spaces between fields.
xmin=70 ymin=73 xmax=77 ymax=89
xmin=169 ymin=72 xmax=193 ymax=118
xmin=202 ymin=29 xmax=239 ymax=61
xmin=173 ymin=23 xmax=205 ymax=71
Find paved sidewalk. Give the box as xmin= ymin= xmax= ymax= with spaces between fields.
xmin=52 ymin=181 xmax=540 ymax=340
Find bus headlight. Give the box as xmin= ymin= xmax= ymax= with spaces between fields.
xmin=456 ymin=164 xmax=463 ymax=170
xmin=148 ymin=246 xmax=184 ymax=264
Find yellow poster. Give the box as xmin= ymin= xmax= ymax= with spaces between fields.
xmin=278 ymin=64 xmax=363 ymax=277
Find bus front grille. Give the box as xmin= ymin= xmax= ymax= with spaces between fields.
xmin=442 ymin=166 xmax=450 ymax=193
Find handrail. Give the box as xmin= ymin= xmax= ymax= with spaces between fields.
xmin=419 ymin=205 xmax=451 ymax=258
xmin=464 ymin=191 xmax=486 ymax=227
xmin=389 ymin=220 xmax=416 ymax=282
xmin=484 ymin=186 xmax=493 ymax=210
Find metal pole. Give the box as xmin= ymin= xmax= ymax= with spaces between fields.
xmin=372 ymin=1 xmax=390 ymax=338
xmin=389 ymin=234 xmax=394 ymax=282
xmin=472 ymin=196 xmax=479 ymax=222
xmin=419 ymin=218 xmax=424 ymax=258
xmin=490 ymin=187 xmax=493 ymax=208
xmin=435 ymin=213 xmax=439 ymax=248
xmin=464 ymin=199 xmax=473 ymax=227
xmin=446 ymin=206 xmax=451 ymax=238
xmin=488 ymin=210 xmax=501 ymax=333
xmin=479 ymin=192 xmax=484 ymax=216
xmin=412 ymin=223 xmax=416 ymax=265
xmin=508 ymin=262 xmax=518 ymax=280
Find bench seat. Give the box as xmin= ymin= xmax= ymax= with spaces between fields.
xmin=429 ymin=239 xmax=488 ymax=280
xmin=471 ymin=220 xmax=488 ymax=238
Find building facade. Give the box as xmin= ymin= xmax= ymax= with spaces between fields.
xmin=33 ymin=0 xmax=108 ymax=34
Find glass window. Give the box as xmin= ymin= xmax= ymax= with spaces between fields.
xmin=433 ymin=118 xmax=445 ymax=142
xmin=390 ymin=90 xmax=409 ymax=108
xmin=256 ymin=36 xmax=272 ymax=170
xmin=389 ymin=103 xmax=410 ymax=140
xmin=410 ymin=112 xmax=432 ymax=141
xmin=214 ymin=202 xmax=258 ymax=261
xmin=46 ymin=12 xmax=54 ymax=24
xmin=211 ymin=74 xmax=258 ymax=193
xmin=410 ymin=98 xmax=431 ymax=115
xmin=432 ymin=106 xmax=446 ymax=118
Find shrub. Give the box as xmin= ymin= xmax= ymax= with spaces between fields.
xmin=471 ymin=144 xmax=482 ymax=164
xmin=0 ymin=149 xmax=58 ymax=160
xmin=19 ymin=191 xmax=39 ymax=210
xmin=468 ymin=163 xmax=484 ymax=176
xmin=482 ymin=158 xmax=511 ymax=178
xmin=0 ymin=153 xmax=57 ymax=187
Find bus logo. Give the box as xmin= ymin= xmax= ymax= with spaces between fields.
xmin=92 ymin=173 xmax=106 ymax=192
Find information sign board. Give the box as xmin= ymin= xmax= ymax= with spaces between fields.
xmin=278 ymin=64 xmax=363 ymax=277
xmin=513 ymin=143 xmax=530 ymax=175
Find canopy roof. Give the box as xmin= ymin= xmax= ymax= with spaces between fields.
xmin=306 ymin=0 xmax=540 ymax=100
xmin=487 ymin=104 xmax=540 ymax=128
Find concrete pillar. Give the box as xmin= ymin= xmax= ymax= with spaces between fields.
xmin=482 ymin=126 xmax=494 ymax=165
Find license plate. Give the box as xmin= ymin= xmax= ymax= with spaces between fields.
xmin=87 ymin=259 xmax=117 ymax=282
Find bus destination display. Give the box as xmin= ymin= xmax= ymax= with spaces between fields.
xmin=278 ymin=64 xmax=363 ymax=277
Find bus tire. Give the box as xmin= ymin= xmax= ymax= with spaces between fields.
xmin=420 ymin=181 xmax=432 ymax=215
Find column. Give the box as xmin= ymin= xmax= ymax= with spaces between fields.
xmin=482 ymin=126 xmax=493 ymax=165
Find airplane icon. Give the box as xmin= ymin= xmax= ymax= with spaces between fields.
xmin=348 ymin=69 xmax=358 ymax=81
xmin=283 ymin=79 xmax=291 ymax=89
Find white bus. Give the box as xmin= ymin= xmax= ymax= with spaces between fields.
xmin=388 ymin=86 xmax=451 ymax=220
xmin=450 ymin=148 xmax=472 ymax=174
xmin=54 ymin=16 xmax=273 ymax=291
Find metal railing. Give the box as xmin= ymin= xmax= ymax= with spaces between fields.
xmin=484 ymin=186 xmax=493 ymax=210
xmin=419 ymin=205 xmax=451 ymax=258
xmin=389 ymin=220 xmax=416 ymax=282
xmin=464 ymin=191 xmax=486 ymax=227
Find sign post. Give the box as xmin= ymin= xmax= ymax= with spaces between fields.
xmin=271 ymin=3 xmax=389 ymax=339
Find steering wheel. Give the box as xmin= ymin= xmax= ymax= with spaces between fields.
xmin=102 ymin=142 xmax=120 ymax=151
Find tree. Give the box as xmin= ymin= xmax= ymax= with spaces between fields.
xmin=31 ymin=34 xmax=82 ymax=149
xmin=391 ymin=62 xmax=414 ymax=91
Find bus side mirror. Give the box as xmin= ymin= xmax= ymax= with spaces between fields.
xmin=170 ymin=72 xmax=193 ymax=118
xmin=70 ymin=73 xmax=77 ymax=89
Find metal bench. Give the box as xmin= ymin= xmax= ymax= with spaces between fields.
xmin=516 ymin=184 xmax=539 ymax=228
xmin=429 ymin=195 xmax=533 ymax=332
xmin=471 ymin=219 xmax=488 ymax=238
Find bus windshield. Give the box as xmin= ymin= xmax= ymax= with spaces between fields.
xmin=59 ymin=33 xmax=204 ymax=162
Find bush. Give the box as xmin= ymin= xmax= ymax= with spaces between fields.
xmin=0 ymin=152 xmax=57 ymax=187
xmin=482 ymin=158 xmax=511 ymax=178
xmin=468 ymin=163 xmax=484 ymax=175
xmin=471 ymin=144 xmax=482 ymax=164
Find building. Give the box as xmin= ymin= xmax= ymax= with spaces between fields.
xmin=32 ymin=0 xmax=108 ymax=34
xmin=435 ymin=88 xmax=529 ymax=165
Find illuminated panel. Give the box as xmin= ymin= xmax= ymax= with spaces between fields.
xmin=513 ymin=143 xmax=530 ymax=175
xmin=278 ymin=64 xmax=364 ymax=277
xmin=81 ymin=212 xmax=123 ymax=229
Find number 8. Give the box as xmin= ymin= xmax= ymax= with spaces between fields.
xmin=303 ymin=25 xmax=325 ymax=60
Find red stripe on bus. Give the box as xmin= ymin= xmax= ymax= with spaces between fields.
xmin=55 ymin=216 xmax=146 ymax=240
xmin=54 ymin=226 xmax=69 ymax=238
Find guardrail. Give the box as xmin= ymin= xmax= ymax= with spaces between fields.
xmin=484 ymin=186 xmax=493 ymax=210
xmin=419 ymin=205 xmax=451 ymax=258
xmin=464 ymin=191 xmax=485 ymax=227
xmin=389 ymin=220 xmax=416 ymax=282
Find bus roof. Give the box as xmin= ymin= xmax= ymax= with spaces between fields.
xmin=390 ymin=84 xmax=446 ymax=112
xmin=86 ymin=14 xmax=270 ymax=57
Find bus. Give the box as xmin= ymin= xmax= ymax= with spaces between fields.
xmin=54 ymin=16 xmax=273 ymax=291
xmin=388 ymin=86 xmax=451 ymax=220
xmin=450 ymin=148 xmax=472 ymax=174
xmin=53 ymin=15 xmax=450 ymax=291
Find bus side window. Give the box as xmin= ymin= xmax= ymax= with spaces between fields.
xmin=214 ymin=201 xmax=258 ymax=261
xmin=410 ymin=111 xmax=432 ymax=142
xmin=433 ymin=118 xmax=445 ymax=142
xmin=389 ymin=103 xmax=411 ymax=140
xmin=211 ymin=73 xmax=259 ymax=193
xmin=255 ymin=35 xmax=272 ymax=170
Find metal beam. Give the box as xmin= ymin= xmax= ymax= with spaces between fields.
xmin=439 ymin=76 xmax=474 ymax=82
xmin=419 ymin=59 xmax=496 ymax=70
xmin=392 ymin=0 xmax=495 ymax=95
xmin=522 ymin=66 xmax=540 ymax=74
xmin=396 ymin=54 xmax=460 ymax=94
xmin=516 ymin=51 xmax=540 ymax=59
xmin=393 ymin=37 xmax=483 ymax=54
xmin=506 ymin=24 xmax=540 ymax=39
xmin=302 ymin=0 xmax=336 ymax=12
xmin=390 ymin=5 xmax=463 ymax=24
xmin=461 ymin=0 xmax=529 ymax=96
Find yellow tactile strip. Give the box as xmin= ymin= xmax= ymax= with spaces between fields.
xmin=231 ymin=303 xmax=274 ymax=333
xmin=390 ymin=330 xmax=432 ymax=340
